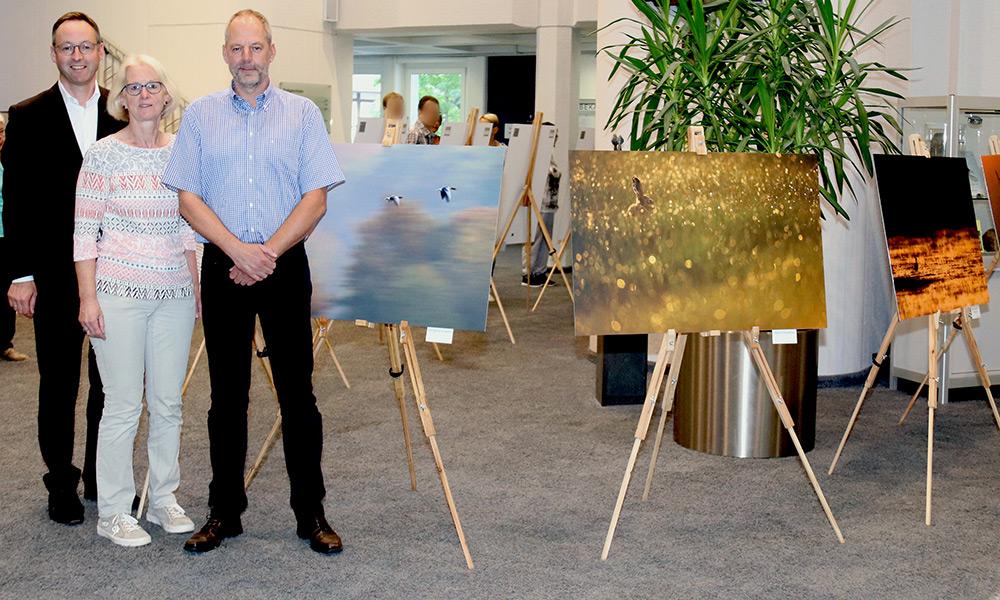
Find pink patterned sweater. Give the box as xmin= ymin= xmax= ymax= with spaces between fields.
xmin=74 ymin=135 xmax=196 ymax=300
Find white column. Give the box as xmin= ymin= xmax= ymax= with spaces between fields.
xmin=535 ymin=0 xmax=580 ymax=254
xmin=326 ymin=31 xmax=355 ymax=143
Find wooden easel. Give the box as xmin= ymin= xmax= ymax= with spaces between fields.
xmin=383 ymin=118 xmax=403 ymax=146
xmin=827 ymin=134 xmax=1000 ymax=526
xmin=464 ymin=107 xmax=481 ymax=146
xmin=492 ymin=113 xmax=573 ymax=307
xmin=601 ymin=128 xmax=844 ymax=560
xmin=358 ymin=320 xmax=474 ymax=569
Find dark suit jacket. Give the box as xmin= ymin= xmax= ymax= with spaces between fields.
xmin=0 ymin=83 xmax=125 ymax=283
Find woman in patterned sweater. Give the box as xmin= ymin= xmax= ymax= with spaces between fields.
xmin=73 ymin=55 xmax=198 ymax=547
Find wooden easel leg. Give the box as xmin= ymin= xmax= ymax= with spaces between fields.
xmin=245 ymin=321 xmax=287 ymax=490
xmin=137 ymin=469 xmax=149 ymax=519
xmin=313 ymin=319 xmax=351 ymax=389
xmin=531 ymin=233 xmax=573 ymax=312
xmin=181 ymin=338 xmax=206 ymax=397
xmin=384 ymin=324 xmax=418 ymax=491
xmin=899 ymin=316 xmax=961 ymax=426
xmin=323 ymin=337 xmax=351 ymax=388
xmin=743 ymin=330 xmax=845 ymax=544
xmin=829 ymin=313 xmax=900 ymax=474
xmin=642 ymin=334 xmax=688 ymax=501
xmin=399 ymin=322 xmax=474 ymax=570
xmin=926 ymin=313 xmax=939 ymax=526
xmin=958 ymin=310 xmax=1000 ymax=430
xmin=602 ymin=333 xmax=675 ymax=560
xmin=245 ymin=414 xmax=282 ymax=489
xmin=490 ymin=278 xmax=516 ymax=345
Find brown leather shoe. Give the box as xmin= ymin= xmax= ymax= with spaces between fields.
xmin=183 ymin=516 xmax=243 ymax=553
xmin=2 ymin=348 xmax=28 ymax=361
xmin=296 ymin=514 xmax=343 ymax=554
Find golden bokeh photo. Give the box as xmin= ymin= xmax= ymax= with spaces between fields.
xmin=570 ymin=151 xmax=827 ymax=336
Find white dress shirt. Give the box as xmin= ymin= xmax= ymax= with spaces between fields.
xmin=57 ymin=80 xmax=100 ymax=156
xmin=12 ymin=82 xmax=100 ymax=284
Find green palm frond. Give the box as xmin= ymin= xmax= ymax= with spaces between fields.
xmin=601 ymin=0 xmax=907 ymax=219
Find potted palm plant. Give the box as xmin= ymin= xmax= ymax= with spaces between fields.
xmin=602 ymin=0 xmax=906 ymax=457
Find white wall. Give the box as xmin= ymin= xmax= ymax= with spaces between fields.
xmin=0 ymin=1 xmax=355 ymax=141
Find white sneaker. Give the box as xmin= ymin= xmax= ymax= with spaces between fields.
xmin=146 ymin=504 xmax=195 ymax=534
xmin=97 ymin=513 xmax=152 ymax=547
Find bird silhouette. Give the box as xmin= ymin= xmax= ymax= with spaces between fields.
xmin=627 ymin=176 xmax=655 ymax=216
xmin=385 ymin=195 xmax=403 ymax=207
xmin=439 ymin=186 xmax=456 ymax=202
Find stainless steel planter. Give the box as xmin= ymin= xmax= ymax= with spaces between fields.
xmin=673 ymin=330 xmax=818 ymax=458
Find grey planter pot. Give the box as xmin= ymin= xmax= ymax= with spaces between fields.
xmin=673 ymin=330 xmax=819 ymax=458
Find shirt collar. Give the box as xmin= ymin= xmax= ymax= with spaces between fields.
xmin=230 ymin=81 xmax=275 ymax=112
xmin=57 ymin=80 xmax=100 ymax=108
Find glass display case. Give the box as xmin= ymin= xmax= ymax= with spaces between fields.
xmin=891 ymin=96 xmax=1000 ymax=403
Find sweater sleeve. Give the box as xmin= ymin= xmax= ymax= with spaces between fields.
xmin=73 ymin=145 xmax=109 ymax=262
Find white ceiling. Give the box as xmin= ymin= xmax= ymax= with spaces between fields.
xmin=353 ymin=30 xmax=598 ymax=57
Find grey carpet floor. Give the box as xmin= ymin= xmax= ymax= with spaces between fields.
xmin=0 ymin=248 xmax=998 ymax=600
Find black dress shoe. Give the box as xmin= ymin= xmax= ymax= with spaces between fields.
xmin=183 ymin=516 xmax=243 ymax=553
xmin=48 ymin=490 xmax=84 ymax=525
xmin=296 ymin=514 xmax=343 ymax=555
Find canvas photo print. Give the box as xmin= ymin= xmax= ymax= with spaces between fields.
xmin=980 ymin=154 xmax=1000 ymax=252
xmin=309 ymin=143 xmax=506 ymax=331
xmin=570 ymin=151 xmax=827 ymax=336
xmin=874 ymin=154 xmax=990 ymax=321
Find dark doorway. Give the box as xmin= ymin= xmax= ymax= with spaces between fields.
xmin=486 ymin=56 xmax=536 ymax=145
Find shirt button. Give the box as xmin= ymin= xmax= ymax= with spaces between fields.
xmin=249 ymin=154 xmax=253 ymax=159
xmin=249 ymin=178 xmax=253 ymax=183
xmin=249 ymin=203 xmax=254 ymax=208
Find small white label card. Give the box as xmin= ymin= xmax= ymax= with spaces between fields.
xmin=771 ymin=329 xmax=798 ymax=345
xmin=970 ymin=305 xmax=982 ymax=320
xmin=426 ymin=327 xmax=455 ymax=345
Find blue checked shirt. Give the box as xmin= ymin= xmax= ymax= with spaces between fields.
xmin=162 ymin=83 xmax=344 ymax=244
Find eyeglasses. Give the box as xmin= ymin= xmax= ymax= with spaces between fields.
xmin=54 ymin=41 xmax=99 ymax=56
xmin=121 ymin=81 xmax=164 ymax=96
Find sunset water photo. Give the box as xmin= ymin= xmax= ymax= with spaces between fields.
xmin=874 ymin=155 xmax=990 ymax=321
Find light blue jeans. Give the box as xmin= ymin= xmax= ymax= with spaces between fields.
xmin=90 ymin=293 xmax=195 ymax=518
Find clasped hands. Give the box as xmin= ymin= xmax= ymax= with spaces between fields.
xmin=229 ymin=242 xmax=278 ymax=286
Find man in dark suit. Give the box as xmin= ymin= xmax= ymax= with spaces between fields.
xmin=1 ymin=12 xmax=124 ymax=525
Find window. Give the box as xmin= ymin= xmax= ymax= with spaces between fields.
xmin=351 ymin=73 xmax=382 ymax=141
xmin=406 ymin=69 xmax=464 ymax=127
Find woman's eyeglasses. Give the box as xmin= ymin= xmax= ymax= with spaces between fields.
xmin=121 ymin=81 xmax=164 ymax=96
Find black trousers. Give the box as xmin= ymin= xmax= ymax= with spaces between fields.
xmin=201 ymin=242 xmax=325 ymax=519
xmin=33 ymin=271 xmax=104 ymax=494
xmin=0 ymin=238 xmax=15 ymax=351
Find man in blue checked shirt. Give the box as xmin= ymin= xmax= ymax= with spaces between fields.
xmin=162 ymin=8 xmax=345 ymax=556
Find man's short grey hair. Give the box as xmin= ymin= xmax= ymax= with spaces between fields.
xmin=225 ymin=9 xmax=272 ymax=44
